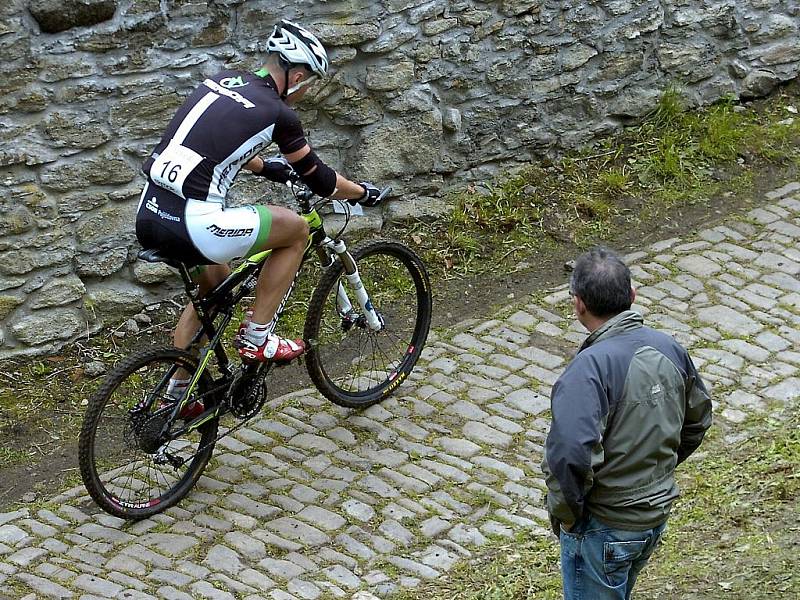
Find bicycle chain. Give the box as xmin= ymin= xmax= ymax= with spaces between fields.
xmin=175 ymin=407 xmax=262 ymax=468
xmin=169 ymin=366 xmax=269 ymax=468
xmin=229 ymin=364 xmax=268 ymax=419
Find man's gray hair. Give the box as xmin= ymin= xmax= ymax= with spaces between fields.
xmin=569 ymin=246 xmax=632 ymax=317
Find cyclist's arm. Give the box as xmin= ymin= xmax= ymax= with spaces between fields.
xmin=287 ymin=145 xmax=365 ymax=201
xmin=244 ymin=157 xmax=262 ymax=172
xmin=249 ymin=146 xmax=365 ymax=201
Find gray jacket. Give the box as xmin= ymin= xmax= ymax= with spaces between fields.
xmin=542 ymin=310 xmax=712 ymax=530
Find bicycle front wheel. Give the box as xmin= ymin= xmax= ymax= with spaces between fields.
xmin=304 ymin=238 xmax=432 ymax=408
xmin=78 ymin=346 xmax=218 ymax=520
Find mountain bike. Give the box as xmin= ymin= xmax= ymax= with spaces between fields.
xmin=78 ymin=173 xmax=432 ymax=519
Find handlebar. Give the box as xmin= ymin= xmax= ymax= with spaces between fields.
xmin=375 ymin=187 xmax=392 ymax=204
xmin=283 ymin=166 xmax=391 ymax=208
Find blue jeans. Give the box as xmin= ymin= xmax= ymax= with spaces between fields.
xmin=560 ymin=513 xmax=667 ymax=600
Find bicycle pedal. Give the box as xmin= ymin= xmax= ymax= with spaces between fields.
xmin=273 ymin=352 xmax=307 ymax=367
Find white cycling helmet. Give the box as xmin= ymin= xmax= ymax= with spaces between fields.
xmin=267 ymin=20 xmax=329 ymax=80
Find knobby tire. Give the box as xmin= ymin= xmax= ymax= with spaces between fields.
xmin=304 ymin=238 xmax=432 ymax=408
xmin=78 ymin=346 xmax=218 ymax=520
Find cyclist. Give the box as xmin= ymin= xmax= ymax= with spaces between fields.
xmin=135 ymin=20 xmax=381 ymax=400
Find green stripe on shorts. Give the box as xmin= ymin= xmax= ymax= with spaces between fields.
xmin=246 ymin=205 xmax=272 ymax=258
xmin=188 ymin=265 xmax=207 ymax=278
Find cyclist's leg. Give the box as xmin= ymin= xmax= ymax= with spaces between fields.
xmin=173 ymin=264 xmax=231 ymax=350
xmin=180 ymin=200 xmax=308 ymax=360
xmin=249 ymin=206 xmax=309 ymax=325
xmin=136 ymin=185 xmax=224 ymax=388
xmin=170 ymin=264 xmax=230 ymax=389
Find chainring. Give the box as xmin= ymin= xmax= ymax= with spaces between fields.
xmin=228 ymin=364 xmax=268 ymax=419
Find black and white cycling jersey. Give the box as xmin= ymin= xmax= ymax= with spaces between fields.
xmin=141 ymin=69 xmax=307 ymax=204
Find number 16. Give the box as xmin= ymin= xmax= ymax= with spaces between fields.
xmin=160 ymin=161 xmax=182 ymax=183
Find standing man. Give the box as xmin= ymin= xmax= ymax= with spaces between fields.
xmin=542 ymin=247 xmax=712 ymax=600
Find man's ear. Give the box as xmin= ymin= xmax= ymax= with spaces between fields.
xmin=574 ymin=294 xmax=587 ymax=316
xmin=630 ymin=286 xmax=636 ymax=306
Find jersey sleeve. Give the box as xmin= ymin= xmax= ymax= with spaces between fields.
xmin=273 ymin=106 xmax=308 ymax=155
xmin=677 ymin=355 xmax=712 ymax=464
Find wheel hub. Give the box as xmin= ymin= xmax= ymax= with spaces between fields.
xmin=129 ymin=412 xmax=168 ymax=454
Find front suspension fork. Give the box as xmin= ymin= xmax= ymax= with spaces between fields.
xmin=326 ymin=240 xmax=383 ymax=331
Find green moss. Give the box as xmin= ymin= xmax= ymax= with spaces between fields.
xmin=0 ymin=446 xmax=32 ymax=469
xmin=0 ymin=294 xmax=23 ymax=320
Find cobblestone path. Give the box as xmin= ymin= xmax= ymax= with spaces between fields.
xmin=2 ymin=182 xmax=800 ymax=600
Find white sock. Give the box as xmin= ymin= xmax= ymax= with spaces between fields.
xmin=167 ymin=378 xmax=191 ymax=399
xmin=244 ymin=321 xmax=271 ymax=346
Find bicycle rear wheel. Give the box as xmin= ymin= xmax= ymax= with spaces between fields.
xmin=78 ymin=346 xmax=218 ymax=520
xmin=304 ymin=238 xmax=432 ymax=408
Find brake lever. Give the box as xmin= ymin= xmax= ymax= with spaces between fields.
xmin=376 ymin=187 xmax=392 ymax=203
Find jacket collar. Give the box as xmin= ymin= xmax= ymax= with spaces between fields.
xmin=579 ymin=310 xmax=643 ymax=352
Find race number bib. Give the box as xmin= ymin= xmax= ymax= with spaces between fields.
xmin=149 ymin=141 xmax=204 ymax=198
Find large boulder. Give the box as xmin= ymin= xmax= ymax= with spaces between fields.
xmin=85 ymin=282 xmax=149 ymax=322
xmin=351 ymin=108 xmax=443 ymax=180
xmin=39 ymin=152 xmax=137 ymax=192
xmin=11 ymin=308 xmax=84 ymax=345
xmin=741 ymin=69 xmax=782 ymax=98
xmin=29 ymin=275 xmax=85 ymax=309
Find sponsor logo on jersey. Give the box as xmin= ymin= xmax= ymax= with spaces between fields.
xmin=216 ymin=140 xmax=269 ymax=193
xmin=206 ymin=224 xmax=254 ymax=238
xmin=220 ymin=76 xmax=249 ymax=89
xmin=146 ymin=197 xmax=180 ymax=222
xmin=203 ymin=78 xmax=255 ymax=108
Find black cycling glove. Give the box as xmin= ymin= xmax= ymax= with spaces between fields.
xmin=356 ymin=182 xmax=381 ymax=207
xmin=255 ymin=156 xmax=293 ymax=184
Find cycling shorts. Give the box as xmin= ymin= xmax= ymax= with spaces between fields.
xmin=135 ymin=181 xmax=272 ymax=267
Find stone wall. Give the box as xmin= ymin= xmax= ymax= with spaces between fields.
xmin=1 ymin=0 xmax=799 ymax=358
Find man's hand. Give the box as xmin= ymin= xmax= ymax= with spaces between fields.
xmin=255 ymin=156 xmax=293 ymax=184
xmin=550 ymin=513 xmax=561 ymax=537
xmin=355 ymin=182 xmax=381 ymax=206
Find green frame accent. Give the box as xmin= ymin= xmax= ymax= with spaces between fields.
xmin=167 ymin=203 xmax=331 ymax=436
xmin=304 ymin=209 xmax=323 ymax=230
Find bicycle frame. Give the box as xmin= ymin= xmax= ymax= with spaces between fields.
xmin=162 ymin=189 xmax=386 ymax=437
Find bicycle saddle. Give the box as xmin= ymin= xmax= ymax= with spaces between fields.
xmin=137 ymin=248 xmax=184 ymax=269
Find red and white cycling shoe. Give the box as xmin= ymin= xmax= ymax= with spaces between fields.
xmin=237 ymin=334 xmax=307 ymax=363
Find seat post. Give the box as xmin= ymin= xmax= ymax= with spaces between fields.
xmin=177 ymin=263 xmax=199 ymax=302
